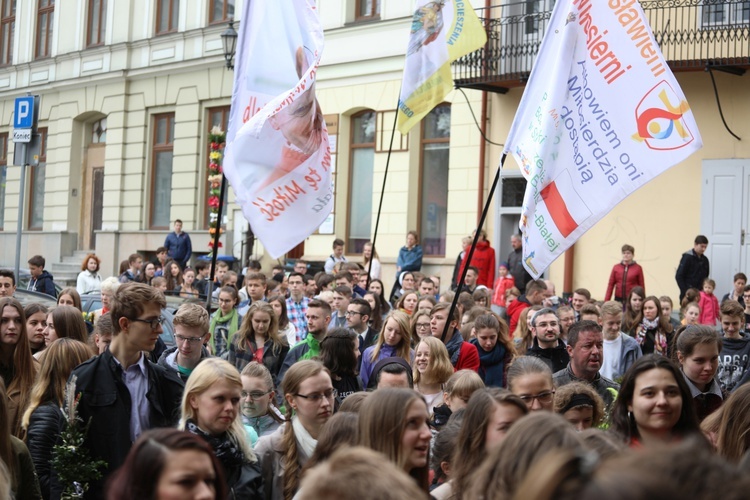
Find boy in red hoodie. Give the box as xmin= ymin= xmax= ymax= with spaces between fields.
xmin=458 ymin=230 xmax=496 ymax=288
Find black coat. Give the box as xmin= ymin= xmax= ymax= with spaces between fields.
xmin=526 ymin=337 xmax=570 ymax=374
xmin=26 ymin=401 xmax=63 ymax=500
xmin=675 ymin=249 xmax=710 ymax=300
xmin=60 ymin=350 xmax=185 ymax=499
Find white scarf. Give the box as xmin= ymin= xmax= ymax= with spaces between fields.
xmin=292 ymin=415 xmax=317 ymax=458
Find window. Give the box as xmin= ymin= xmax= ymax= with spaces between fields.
xmin=91 ymin=117 xmax=107 ymax=143
xmin=0 ymin=0 xmax=14 ymax=66
xmin=701 ymin=0 xmax=750 ymax=27
xmin=419 ymin=105 xmax=450 ymax=257
xmin=35 ymin=0 xmax=54 ymax=59
xmin=156 ymin=0 xmax=179 ymax=35
xmin=525 ymin=0 xmax=554 ymax=36
xmin=205 ymin=106 xmax=229 ymax=228
xmin=501 ymin=177 xmax=527 ymax=207
xmin=29 ymin=128 xmax=47 ymax=230
xmin=87 ymin=0 xmax=106 ymax=47
xmin=150 ymin=114 xmax=175 ymax=229
xmin=209 ymin=0 xmax=234 ymax=24
xmin=348 ymin=111 xmax=376 ymax=254
xmin=0 ymin=133 xmax=6 ymax=230
xmin=355 ymin=0 xmax=381 ymax=21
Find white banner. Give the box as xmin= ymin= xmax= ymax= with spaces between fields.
xmin=224 ymin=0 xmax=331 ymax=258
xmin=505 ymin=0 xmax=702 ymax=278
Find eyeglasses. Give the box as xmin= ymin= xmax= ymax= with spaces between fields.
xmin=416 ymin=323 xmax=431 ymax=330
xmin=130 ymin=316 xmax=165 ymax=330
xmin=518 ymin=391 xmax=555 ymax=406
xmin=175 ymin=334 xmax=204 ymax=344
xmin=294 ymin=389 xmax=338 ymax=402
xmin=345 ymin=310 xmax=363 ymax=317
xmin=242 ymin=390 xmax=271 ymax=400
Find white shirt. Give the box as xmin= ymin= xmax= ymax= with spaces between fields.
xmin=601 ymin=335 xmax=622 ymax=381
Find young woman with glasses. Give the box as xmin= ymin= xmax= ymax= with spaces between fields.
xmin=256 ymin=360 xmax=334 ymax=500
xmin=240 ymin=362 xmax=285 ymax=445
xmin=507 ymin=356 xmax=556 ymax=411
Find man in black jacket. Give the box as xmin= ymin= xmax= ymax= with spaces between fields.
xmin=526 ymin=308 xmax=569 ymax=373
xmin=67 ymin=283 xmax=184 ymax=499
xmin=675 ymin=235 xmax=710 ymax=302
xmin=346 ymin=299 xmax=378 ymax=358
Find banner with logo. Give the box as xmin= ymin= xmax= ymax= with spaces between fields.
xmin=505 ymin=0 xmax=702 ymax=278
xmin=397 ymin=0 xmax=487 ymax=135
xmin=223 ymin=0 xmax=331 ymax=258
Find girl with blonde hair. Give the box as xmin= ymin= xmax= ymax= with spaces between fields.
xmin=256 ymin=360 xmax=334 ymax=500
xmin=228 ymin=301 xmax=289 ymax=381
xmin=179 ymin=358 xmax=263 ymax=498
xmin=413 ymin=336 xmax=454 ymax=416
xmin=22 ymin=338 xmax=94 ymax=498
xmin=360 ymin=310 xmax=413 ymax=388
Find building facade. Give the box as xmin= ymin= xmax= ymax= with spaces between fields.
xmin=0 ymin=0 xmax=747 ymax=303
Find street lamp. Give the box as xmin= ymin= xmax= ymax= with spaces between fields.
xmin=221 ymin=21 xmax=238 ymax=70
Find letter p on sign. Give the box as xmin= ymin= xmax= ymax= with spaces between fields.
xmin=14 ymin=96 xmax=35 ymax=129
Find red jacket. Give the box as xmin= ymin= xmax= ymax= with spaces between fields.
xmin=507 ymin=296 xmax=531 ymax=333
xmin=459 ymin=240 xmax=496 ymax=289
xmin=455 ymin=341 xmax=480 ymax=372
xmin=605 ymin=261 xmax=645 ymax=301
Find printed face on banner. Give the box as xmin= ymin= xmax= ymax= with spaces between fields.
xmin=223 ymin=0 xmax=333 ymax=259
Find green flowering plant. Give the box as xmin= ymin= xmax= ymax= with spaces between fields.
xmin=50 ymin=375 xmax=107 ymax=499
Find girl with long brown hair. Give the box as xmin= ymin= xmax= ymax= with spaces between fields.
xmin=255 ymin=360 xmax=334 ymax=500
xmin=359 ymin=388 xmax=433 ymax=494
xmin=229 ymin=301 xmax=289 ymax=381
xmin=0 ymin=297 xmax=38 ymax=438
xmin=22 ymin=338 xmax=94 ymax=498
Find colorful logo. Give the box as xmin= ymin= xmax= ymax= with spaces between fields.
xmin=632 ymin=80 xmax=694 ymax=151
xmin=524 ymin=250 xmax=538 ymax=276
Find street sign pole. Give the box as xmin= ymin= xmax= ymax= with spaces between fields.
xmin=14 ymin=156 xmax=26 ymax=284
xmin=12 ymin=94 xmax=40 ymax=284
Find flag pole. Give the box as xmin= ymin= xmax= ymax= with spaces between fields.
xmin=366 ymin=106 xmax=400 ymax=291
xmin=441 ymin=153 xmax=506 ymax=342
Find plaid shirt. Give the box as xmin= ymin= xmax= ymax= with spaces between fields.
xmin=286 ymin=296 xmax=310 ymax=342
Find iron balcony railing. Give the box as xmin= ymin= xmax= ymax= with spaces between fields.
xmin=454 ymin=0 xmax=750 ymax=92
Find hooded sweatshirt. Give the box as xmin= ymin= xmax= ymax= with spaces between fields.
xmin=717 ymin=331 xmax=750 ymax=392
xmin=28 ymin=270 xmax=56 ymax=298
xmin=458 ymin=240 xmax=496 ymax=288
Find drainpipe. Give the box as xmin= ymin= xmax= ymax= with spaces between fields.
xmin=477 ymin=0 xmax=491 ymax=225
xmin=563 ymin=245 xmax=575 ymax=300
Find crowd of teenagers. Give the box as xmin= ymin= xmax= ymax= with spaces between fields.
xmin=2 ymin=230 xmax=750 ymax=499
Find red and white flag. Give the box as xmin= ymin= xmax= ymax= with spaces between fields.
xmin=223 ymin=0 xmax=331 ymax=258
xmin=504 ymin=0 xmax=702 ymax=278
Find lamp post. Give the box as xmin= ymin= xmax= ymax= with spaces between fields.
xmin=221 ymin=21 xmax=238 ymax=70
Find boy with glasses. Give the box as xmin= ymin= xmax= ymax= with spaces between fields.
xmin=157 ymin=303 xmax=212 ymax=382
xmin=66 ymin=283 xmax=184 ymax=499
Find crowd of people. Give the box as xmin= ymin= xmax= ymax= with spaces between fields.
xmin=1 ymin=227 xmax=750 ymax=499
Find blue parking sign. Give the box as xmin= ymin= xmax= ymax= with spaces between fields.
xmin=14 ymin=96 xmax=35 ymax=129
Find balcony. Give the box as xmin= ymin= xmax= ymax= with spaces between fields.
xmin=453 ymin=0 xmax=750 ymax=93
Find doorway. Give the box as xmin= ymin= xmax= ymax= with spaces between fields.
xmin=700 ymin=159 xmax=750 ymax=295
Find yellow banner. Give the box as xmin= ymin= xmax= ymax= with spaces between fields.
xmin=398 ymin=0 xmax=487 ymax=135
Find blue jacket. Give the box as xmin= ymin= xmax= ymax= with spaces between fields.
xmin=164 ymin=231 xmax=192 ymax=263
xmin=28 ymin=270 xmax=56 ymax=298
xmin=396 ymin=245 xmax=423 ymax=272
